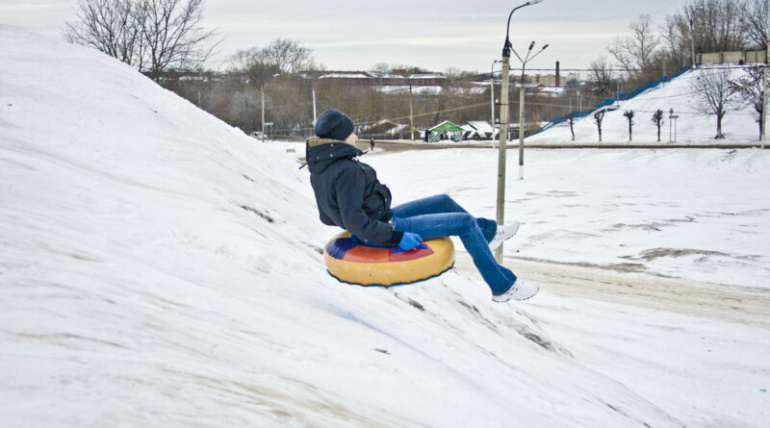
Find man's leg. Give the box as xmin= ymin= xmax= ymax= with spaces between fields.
xmin=391 ymin=194 xmax=496 ymax=243
xmin=391 ymin=211 xmax=515 ymax=295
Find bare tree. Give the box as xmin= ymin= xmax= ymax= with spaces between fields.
xmin=231 ymin=50 xmax=282 ymax=89
xmin=624 ymin=110 xmax=635 ymax=141
xmin=229 ymin=40 xmax=319 ymax=135
xmin=64 ymin=0 xmax=218 ymax=81
xmin=651 ymin=109 xmax=665 ymax=142
xmin=64 ymin=0 xmax=145 ymax=66
xmin=589 ymin=56 xmax=614 ymax=97
xmin=231 ymin=40 xmax=317 ymax=96
xmin=730 ymin=66 xmax=767 ymax=139
xmin=371 ymin=62 xmax=391 ymax=73
xmin=141 ymin=0 xmax=218 ymax=81
xmin=232 ymin=39 xmax=318 ymax=76
xmin=660 ymin=16 xmax=687 ymax=69
xmin=594 ymin=110 xmax=605 ymax=142
xmin=255 ymin=39 xmax=315 ymax=74
xmin=683 ymin=0 xmax=747 ymax=53
xmin=659 ymin=0 xmax=754 ymax=71
xmin=608 ymin=15 xmax=659 ymax=79
xmin=740 ymin=0 xmax=769 ymax=50
xmin=691 ymin=67 xmax=739 ymax=139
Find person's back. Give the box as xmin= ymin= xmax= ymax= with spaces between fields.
xmin=305 ymin=110 xmax=403 ymax=247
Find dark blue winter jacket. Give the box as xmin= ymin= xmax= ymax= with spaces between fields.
xmin=306 ymin=137 xmax=403 ymax=246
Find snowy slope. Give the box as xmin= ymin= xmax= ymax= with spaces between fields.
xmin=529 ymin=66 xmax=760 ymax=144
xmin=1 ymin=26 xmax=769 ymax=427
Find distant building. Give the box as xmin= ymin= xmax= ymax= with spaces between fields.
xmin=698 ymin=50 xmax=767 ymax=65
xmin=426 ymin=121 xmax=464 ymax=143
xmin=462 ymin=121 xmax=497 ymax=140
xmin=312 ymin=70 xmax=448 ymax=92
xmin=531 ymin=74 xmax=559 ymax=87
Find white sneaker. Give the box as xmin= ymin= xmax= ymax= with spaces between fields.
xmin=488 ymin=221 xmax=520 ymax=252
xmin=492 ymin=279 xmax=539 ymax=302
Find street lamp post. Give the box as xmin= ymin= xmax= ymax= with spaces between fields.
xmin=495 ymin=0 xmax=545 ymax=262
xmin=409 ymin=84 xmax=415 ymax=141
xmin=513 ymin=41 xmax=548 ymax=180
xmin=496 ymin=56 xmax=511 ymax=263
xmin=312 ymin=80 xmax=318 ymax=126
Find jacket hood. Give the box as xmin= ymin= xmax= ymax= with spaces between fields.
xmin=305 ymin=136 xmax=363 ymax=174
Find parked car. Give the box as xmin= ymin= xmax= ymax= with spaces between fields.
xmin=250 ymin=131 xmax=265 ymax=140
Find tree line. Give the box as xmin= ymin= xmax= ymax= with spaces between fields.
xmin=589 ymin=0 xmax=766 ymax=98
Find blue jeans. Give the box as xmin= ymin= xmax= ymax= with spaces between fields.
xmin=389 ymin=194 xmax=516 ymax=295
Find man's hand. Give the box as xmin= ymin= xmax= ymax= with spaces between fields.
xmin=398 ymin=232 xmax=423 ymax=251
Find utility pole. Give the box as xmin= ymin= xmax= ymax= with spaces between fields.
xmin=518 ymin=66 xmax=526 ymax=180
xmin=761 ymin=53 xmax=770 ymax=149
xmin=495 ymin=0 xmax=545 ymax=262
xmin=409 ymin=84 xmax=415 ymax=141
xmin=690 ymin=17 xmax=697 ymax=69
xmin=312 ymin=80 xmax=317 ymax=126
xmin=496 ymin=55 xmax=511 ymax=263
xmin=762 ymin=0 xmax=769 ymax=148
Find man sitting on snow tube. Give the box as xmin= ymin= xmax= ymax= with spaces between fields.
xmin=305 ymin=109 xmax=537 ymax=302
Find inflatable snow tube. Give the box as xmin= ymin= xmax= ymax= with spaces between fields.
xmin=324 ymin=231 xmax=455 ymax=286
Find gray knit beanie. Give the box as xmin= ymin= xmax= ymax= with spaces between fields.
xmin=314 ymin=109 xmax=354 ymax=141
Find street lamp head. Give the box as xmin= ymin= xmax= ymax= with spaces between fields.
xmin=503 ymin=0 xmax=545 ymax=58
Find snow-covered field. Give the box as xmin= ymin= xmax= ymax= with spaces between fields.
xmin=2 ymin=26 xmax=769 ymax=427
xmin=363 ymin=147 xmax=770 ymax=290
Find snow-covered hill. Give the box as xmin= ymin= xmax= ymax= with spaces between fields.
xmin=2 ymin=26 xmax=769 ymax=427
xmin=529 ymin=65 xmax=760 ymax=144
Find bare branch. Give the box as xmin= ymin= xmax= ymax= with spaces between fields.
xmin=64 ymin=0 xmax=219 ymax=81
xmin=690 ymin=67 xmax=739 ymax=139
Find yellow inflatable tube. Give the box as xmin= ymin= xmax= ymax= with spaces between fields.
xmin=324 ymin=232 xmax=455 ymax=286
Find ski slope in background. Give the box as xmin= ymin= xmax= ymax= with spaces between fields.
xmin=529 ymin=65 xmax=759 ymax=144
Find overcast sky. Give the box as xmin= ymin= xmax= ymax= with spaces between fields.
xmin=2 ymin=0 xmax=693 ymax=74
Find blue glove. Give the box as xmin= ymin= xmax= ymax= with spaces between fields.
xmin=398 ymin=232 xmax=423 ymax=251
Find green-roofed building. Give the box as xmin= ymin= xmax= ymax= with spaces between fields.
xmin=426 ymin=121 xmax=464 ymax=143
